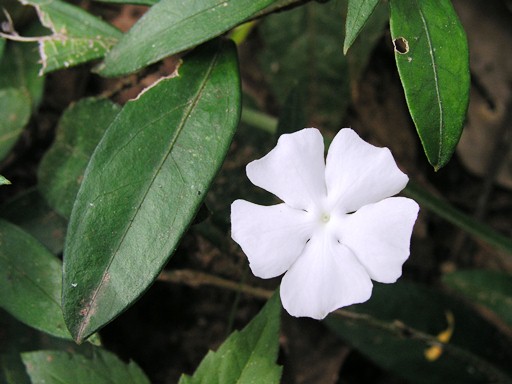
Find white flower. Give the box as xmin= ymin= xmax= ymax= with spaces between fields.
xmin=231 ymin=128 xmax=419 ymax=320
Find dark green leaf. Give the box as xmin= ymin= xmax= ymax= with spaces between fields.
xmin=22 ymin=0 xmax=122 ymax=73
xmin=0 ymin=189 xmax=67 ymax=255
xmin=343 ymin=0 xmax=380 ymax=54
xmin=93 ymin=0 xmax=157 ymax=5
xmin=98 ymin=0 xmax=276 ymax=76
xmin=326 ymin=282 xmax=512 ymax=384
xmin=259 ymin=0 xmax=350 ymax=130
xmin=389 ymin=0 xmax=469 ymax=169
xmin=0 ymin=219 xmax=71 ymax=339
xmin=179 ymin=292 xmax=282 ymax=383
xmin=0 ymin=40 xmax=45 ymax=108
xmin=443 ymin=270 xmax=512 ymax=329
xmin=0 ymin=88 xmax=31 ymax=161
xmin=38 ymin=98 xmax=121 ymax=218
xmin=63 ymin=40 xmax=241 ymax=342
xmin=22 ymin=348 xmax=149 ymax=384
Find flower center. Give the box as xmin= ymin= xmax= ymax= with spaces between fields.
xmin=320 ymin=213 xmax=331 ymax=223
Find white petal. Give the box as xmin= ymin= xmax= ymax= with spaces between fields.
xmin=325 ymin=128 xmax=409 ymax=213
xmin=246 ymin=128 xmax=327 ymax=211
xmin=340 ymin=197 xmax=419 ymax=283
xmin=231 ymin=200 xmax=314 ymax=279
xmin=280 ymin=232 xmax=373 ymax=319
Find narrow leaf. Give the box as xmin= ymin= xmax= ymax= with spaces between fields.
xmin=326 ymin=282 xmax=512 ymax=384
xmin=343 ymin=0 xmax=380 ymax=54
xmin=179 ymin=292 xmax=282 ymax=383
xmin=0 ymin=175 xmax=11 ymax=185
xmin=443 ymin=270 xmax=512 ymax=329
xmin=22 ymin=348 xmax=150 ymax=384
xmin=389 ymin=0 xmax=469 ymax=169
xmin=0 ymin=88 xmax=31 ymax=161
xmin=20 ymin=0 xmax=122 ymax=74
xmin=98 ymin=0 xmax=276 ymax=76
xmin=63 ymin=40 xmax=241 ymax=342
xmin=0 ymin=219 xmax=71 ymax=339
xmin=38 ymin=98 xmax=121 ymax=218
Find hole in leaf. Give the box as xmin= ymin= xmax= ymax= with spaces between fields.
xmin=393 ymin=37 xmax=409 ymax=54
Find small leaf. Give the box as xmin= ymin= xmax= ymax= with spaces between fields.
xmin=443 ymin=270 xmax=512 ymax=329
xmin=22 ymin=348 xmax=150 ymax=384
xmin=389 ymin=0 xmax=470 ymax=169
xmin=0 ymin=175 xmax=11 ymax=185
xmin=63 ymin=40 xmax=241 ymax=342
xmin=326 ymin=282 xmax=512 ymax=384
xmin=0 ymin=189 xmax=67 ymax=254
xmin=0 ymin=219 xmax=72 ymax=339
xmin=179 ymin=292 xmax=282 ymax=383
xmin=98 ymin=0 xmax=276 ymax=76
xmin=0 ymin=88 xmax=31 ymax=161
xmin=259 ymin=0 xmax=350 ymax=130
xmin=21 ymin=0 xmax=122 ymax=74
xmin=38 ymin=98 xmax=121 ymax=218
xmin=343 ymin=0 xmax=380 ymax=54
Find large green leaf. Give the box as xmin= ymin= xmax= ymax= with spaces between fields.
xmin=343 ymin=0 xmax=380 ymax=54
xmin=0 ymin=189 xmax=67 ymax=255
xmin=259 ymin=0 xmax=350 ymax=130
xmin=389 ymin=0 xmax=469 ymax=169
xmin=0 ymin=219 xmax=71 ymax=339
xmin=0 ymin=40 xmax=45 ymax=108
xmin=38 ymin=98 xmax=121 ymax=219
xmin=443 ymin=270 xmax=512 ymax=329
xmin=0 ymin=88 xmax=31 ymax=161
xmin=21 ymin=0 xmax=122 ymax=74
xmin=22 ymin=348 xmax=149 ymax=384
xmin=63 ymin=40 xmax=241 ymax=342
xmin=179 ymin=292 xmax=282 ymax=383
xmin=326 ymin=282 xmax=512 ymax=384
xmin=98 ymin=0 xmax=276 ymax=76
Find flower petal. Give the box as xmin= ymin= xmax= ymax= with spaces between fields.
xmin=280 ymin=233 xmax=373 ymax=319
xmin=231 ymin=200 xmax=314 ymax=279
xmin=246 ymin=128 xmax=327 ymax=211
xmin=340 ymin=197 xmax=419 ymax=283
xmin=325 ymin=128 xmax=409 ymax=213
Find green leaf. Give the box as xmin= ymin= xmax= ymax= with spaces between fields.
xmin=179 ymin=292 xmax=282 ymax=383
xmin=21 ymin=0 xmax=122 ymax=74
xmin=259 ymin=0 xmax=350 ymax=130
xmin=443 ymin=270 xmax=512 ymax=329
xmin=22 ymin=348 xmax=150 ymax=384
xmin=92 ymin=0 xmax=157 ymax=5
xmin=326 ymin=282 xmax=512 ymax=384
xmin=0 ymin=176 xmax=10 ymax=185
xmin=0 ymin=40 xmax=45 ymax=108
xmin=38 ymin=98 xmax=121 ymax=218
xmin=0 ymin=219 xmax=72 ymax=339
xmin=0 ymin=189 xmax=67 ymax=255
xmin=98 ymin=0 xmax=276 ymax=76
xmin=343 ymin=0 xmax=380 ymax=54
xmin=389 ymin=0 xmax=469 ymax=169
xmin=0 ymin=88 xmax=31 ymax=161
xmin=63 ymin=40 xmax=241 ymax=342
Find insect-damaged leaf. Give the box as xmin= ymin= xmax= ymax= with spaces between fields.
xmin=21 ymin=0 xmax=122 ymax=74
xmin=62 ymin=40 xmax=241 ymax=342
xmin=389 ymin=0 xmax=469 ymax=169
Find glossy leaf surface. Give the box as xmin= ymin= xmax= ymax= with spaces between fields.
xmin=22 ymin=0 xmax=122 ymax=73
xmin=390 ymin=0 xmax=469 ymax=169
xmin=98 ymin=0 xmax=275 ymax=76
xmin=179 ymin=292 xmax=282 ymax=383
xmin=443 ymin=270 xmax=512 ymax=329
xmin=344 ymin=0 xmax=380 ymax=54
xmin=22 ymin=348 xmax=149 ymax=384
xmin=326 ymin=282 xmax=512 ymax=384
xmin=38 ymin=98 xmax=121 ymax=218
xmin=63 ymin=40 xmax=241 ymax=342
xmin=0 ymin=219 xmax=71 ymax=339
xmin=0 ymin=88 xmax=31 ymax=161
